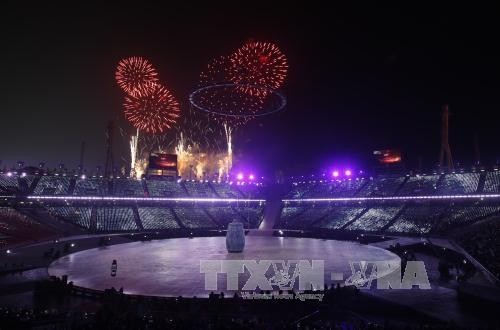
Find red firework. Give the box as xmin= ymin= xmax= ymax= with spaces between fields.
xmin=228 ymin=41 xmax=288 ymax=96
xmin=115 ymin=57 xmax=159 ymax=96
xmin=124 ymin=83 xmax=180 ymax=134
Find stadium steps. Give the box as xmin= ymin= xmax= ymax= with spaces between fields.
xmin=67 ymin=178 xmax=77 ymax=195
xmin=380 ymin=205 xmax=407 ymax=232
xmin=132 ymin=206 xmax=144 ymax=230
xmin=338 ymin=207 xmax=370 ymax=230
xmin=89 ymin=207 xmax=97 ymax=233
xmin=393 ymin=176 xmax=409 ymax=196
xmin=169 ymin=208 xmax=187 ymax=229
xmin=476 ymin=172 xmax=487 ymax=193
xmin=27 ymin=176 xmax=40 ymax=194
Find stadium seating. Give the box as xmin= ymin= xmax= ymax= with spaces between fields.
xmin=33 ymin=175 xmax=71 ymax=195
xmin=387 ymin=205 xmax=445 ymax=234
xmin=146 ymin=180 xmax=186 ymax=197
xmin=138 ymin=207 xmax=180 ymax=229
xmin=439 ymin=204 xmax=500 ymax=230
xmin=95 ymin=207 xmax=137 ymax=231
xmin=74 ymin=177 xmax=108 ymax=196
xmin=0 ymin=174 xmax=18 ymax=192
xmin=235 ymin=205 xmax=265 ymax=228
xmin=112 ymin=179 xmax=145 ymax=197
xmin=397 ymin=175 xmax=439 ymax=196
xmin=0 ymin=207 xmax=56 ymax=245
xmin=173 ymin=206 xmax=218 ymax=228
xmin=183 ymin=181 xmax=214 ymax=197
xmin=236 ymin=183 xmax=262 ymax=198
xmin=204 ymin=205 xmax=240 ymax=227
xmin=312 ymin=206 xmax=366 ymax=229
xmin=483 ymin=171 xmax=500 ymax=193
xmin=347 ymin=206 xmax=402 ymax=232
xmin=357 ymin=176 xmax=405 ymax=197
xmin=210 ymin=182 xmax=245 ymax=198
xmin=47 ymin=206 xmax=92 ymax=229
xmin=438 ymin=173 xmax=479 ymax=194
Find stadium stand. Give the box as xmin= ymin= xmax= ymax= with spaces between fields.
xmin=236 ymin=183 xmax=262 ymax=198
xmin=357 ymin=176 xmax=405 ymax=197
xmin=95 ymin=207 xmax=137 ymax=231
xmin=138 ymin=207 xmax=180 ymax=229
xmin=0 ymin=207 xmax=56 ymax=245
xmin=312 ymin=206 xmax=366 ymax=229
xmin=74 ymin=177 xmax=108 ymax=196
xmin=236 ymin=205 xmax=265 ymax=228
xmin=146 ymin=180 xmax=186 ymax=197
xmin=204 ymin=205 xmax=241 ymax=227
xmin=112 ymin=178 xmax=144 ymax=197
xmin=47 ymin=206 xmax=92 ymax=229
xmin=483 ymin=171 xmax=500 ymax=193
xmin=438 ymin=173 xmax=479 ymax=194
xmin=0 ymin=174 xmax=18 ymax=192
xmin=397 ymin=175 xmax=439 ymax=196
xmin=210 ymin=182 xmax=245 ymax=198
xmin=438 ymin=204 xmax=500 ymax=231
xmin=173 ymin=206 xmax=217 ymax=228
xmin=183 ymin=181 xmax=214 ymax=197
xmin=386 ymin=205 xmax=445 ymax=234
xmin=33 ymin=175 xmax=71 ymax=195
xmin=347 ymin=206 xmax=403 ymax=232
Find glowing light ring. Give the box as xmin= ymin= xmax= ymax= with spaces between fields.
xmin=27 ymin=196 xmax=265 ymax=203
xmin=189 ymin=83 xmax=286 ymax=118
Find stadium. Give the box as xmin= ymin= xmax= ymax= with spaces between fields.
xmin=1 ymin=4 xmax=500 ymax=330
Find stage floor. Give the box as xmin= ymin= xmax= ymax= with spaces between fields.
xmin=49 ymin=236 xmax=399 ymax=297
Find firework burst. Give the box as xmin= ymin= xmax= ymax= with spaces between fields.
xmin=116 ymin=57 xmax=159 ymax=96
xmin=124 ymin=83 xmax=180 ymax=134
xmin=228 ymin=41 xmax=288 ymax=96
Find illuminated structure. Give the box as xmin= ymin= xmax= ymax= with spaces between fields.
xmin=439 ymin=104 xmax=454 ymax=169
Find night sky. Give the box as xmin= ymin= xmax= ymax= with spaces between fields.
xmin=1 ymin=3 xmax=499 ymax=176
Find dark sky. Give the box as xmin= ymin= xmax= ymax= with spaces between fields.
xmin=1 ymin=3 xmax=499 ymax=176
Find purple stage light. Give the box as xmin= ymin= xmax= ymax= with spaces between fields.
xmin=332 ymin=170 xmax=339 ymax=177
xmin=237 ymin=173 xmax=244 ymax=180
xmin=249 ymin=174 xmax=255 ymax=180
xmin=345 ymin=169 xmax=352 ymax=176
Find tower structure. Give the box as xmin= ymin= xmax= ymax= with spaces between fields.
xmin=439 ymin=104 xmax=453 ymax=169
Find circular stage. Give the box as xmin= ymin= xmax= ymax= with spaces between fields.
xmin=49 ymin=236 xmax=400 ymax=297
